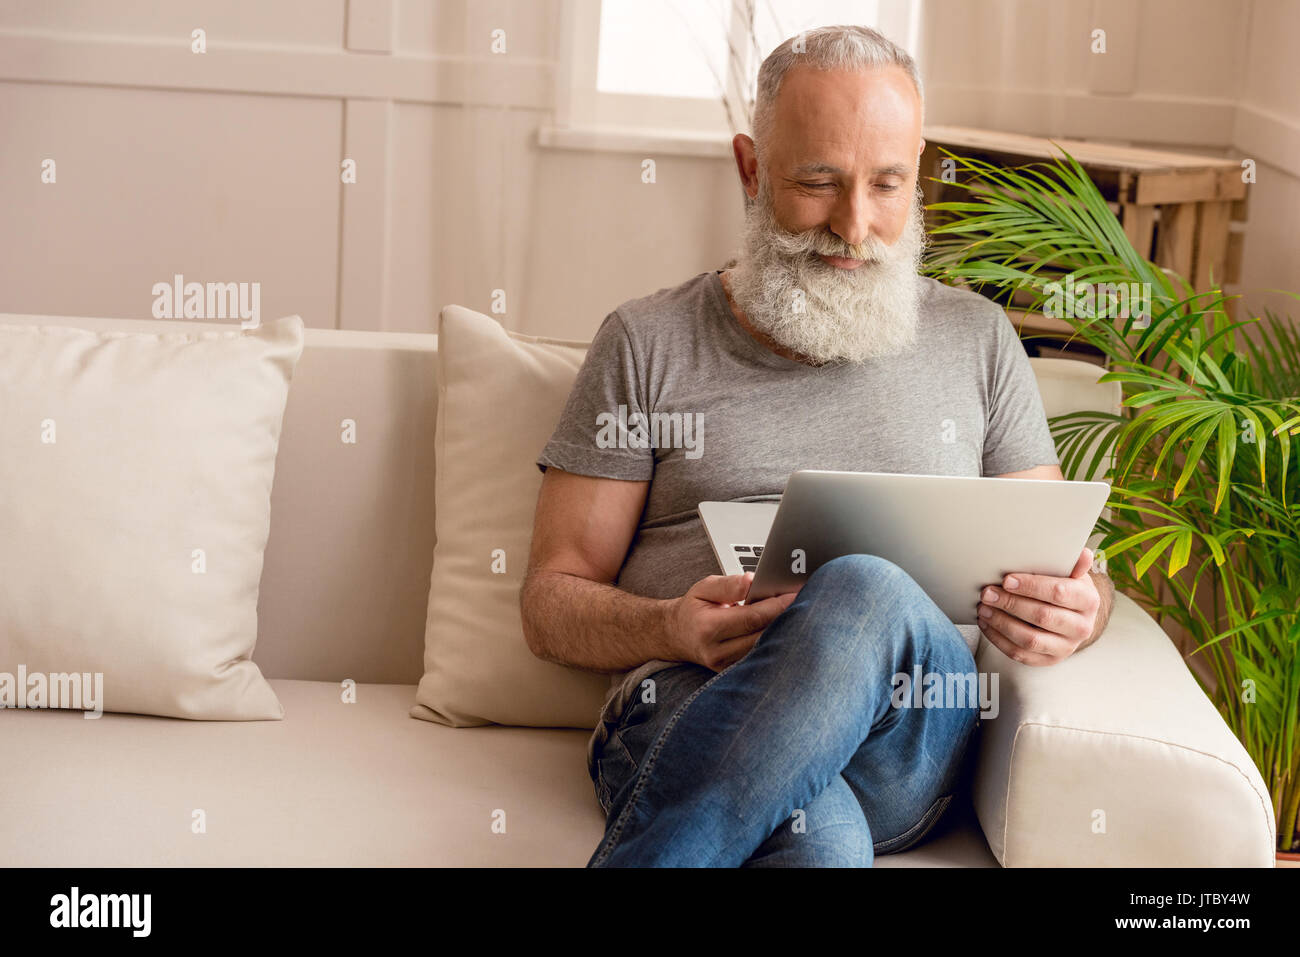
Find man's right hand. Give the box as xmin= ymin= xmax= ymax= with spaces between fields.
xmin=667 ymin=573 xmax=800 ymax=672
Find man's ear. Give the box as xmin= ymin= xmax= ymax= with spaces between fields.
xmin=733 ymin=133 xmax=760 ymax=200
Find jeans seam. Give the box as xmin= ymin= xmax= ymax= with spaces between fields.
xmin=874 ymin=792 xmax=953 ymax=854
xmin=595 ymin=770 xmax=612 ymax=815
xmin=590 ymin=668 xmax=726 ymax=866
xmin=611 ymin=728 xmax=637 ymax=767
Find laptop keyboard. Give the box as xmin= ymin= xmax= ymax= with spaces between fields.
xmin=733 ymin=544 xmax=764 ymax=572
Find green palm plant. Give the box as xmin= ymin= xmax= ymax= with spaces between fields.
xmin=923 ymin=150 xmax=1300 ymax=854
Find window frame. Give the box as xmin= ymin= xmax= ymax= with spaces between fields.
xmin=553 ymin=0 xmax=925 ymax=137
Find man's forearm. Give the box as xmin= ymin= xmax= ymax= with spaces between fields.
xmin=1081 ymin=568 xmax=1115 ymax=650
xmin=520 ymin=571 xmax=679 ymax=673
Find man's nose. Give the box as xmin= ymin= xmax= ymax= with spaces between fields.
xmin=827 ymin=186 xmax=873 ymax=251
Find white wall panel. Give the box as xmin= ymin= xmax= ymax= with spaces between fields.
xmin=387 ymin=102 xmax=542 ymax=334
xmin=395 ymin=0 xmax=557 ymax=58
xmin=0 ymin=81 xmax=341 ymax=327
xmin=1 ymin=0 xmax=347 ymax=47
xmin=522 ymin=147 xmax=746 ymax=340
xmin=1132 ymin=0 xmax=1248 ymax=99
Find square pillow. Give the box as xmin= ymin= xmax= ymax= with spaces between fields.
xmin=0 ymin=316 xmax=304 ymax=719
xmin=412 ymin=306 xmax=610 ymax=728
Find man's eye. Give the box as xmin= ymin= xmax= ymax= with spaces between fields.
xmin=876 ymin=183 xmax=900 ymax=192
xmin=801 ymin=182 xmax=836 ymax=190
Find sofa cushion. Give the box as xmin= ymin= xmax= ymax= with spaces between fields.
xmin=412 ymin=306 xmax=612 ymax=728
xmin=0 ymin=316 xmax=303 ymax=720
xmin=255 ymin=328 xmax=439 ymax=685
xmin=0 ymin=679 xmax=997 ymax=866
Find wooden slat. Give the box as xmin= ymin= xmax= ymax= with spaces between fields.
xmin=1230 ymin=186 xmax=1250 ymax=223
xmin=1194 ymin=200 xmax=1233 ymax=291
xmin=1216 ymin=166 xmax=1249 ymax=201
xmin=919 ymin=140 xmax=943 ymax=206
xmin=1135 ymin=167 xmax=1247 ymax=204
xmin=1225 ymin=229 xmax=1245 ymax=285
xmin=1121 ymin=203 xmax=1156 ymax=259
xmin=923 ymin=124 xmax=1242 ymax=172
xmin=1156 ymin=203 xmax=1198 ymax=283
xmin=1117 ymin=170 xmax=1136 ymax=203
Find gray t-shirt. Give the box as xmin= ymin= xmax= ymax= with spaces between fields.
xmin=535 ymin=269 xmax=1059 ymax=773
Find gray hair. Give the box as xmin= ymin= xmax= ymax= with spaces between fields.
xmin=752 ymin=25 xmax=923 ymax=159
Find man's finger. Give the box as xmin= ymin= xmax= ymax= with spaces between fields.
xmin=691 ymin=572 xmax=753 ymax=604
xmin=980 ymin=585 xmax=1091 ymax=642
xmin=702 ymin=591 xmax=797 ymax=644
xmin=731 ymin=591 xmax=798 ymax=634
xmin=1070 ymin=547 xmax=1094 ymax=580
xmin=978 ymin=605 xmax=1074 ymax=658
xmin=999 ymin=570 xmax=1095 ymax=612
xmin=978 ymin=620 xmax=1060 ymax=667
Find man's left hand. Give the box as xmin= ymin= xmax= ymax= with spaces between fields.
xmin=976 ymin=547 xmax=1111 ymax=666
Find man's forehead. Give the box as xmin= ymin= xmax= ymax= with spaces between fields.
xmin=766 ymin=65 xmax=921 ymax=166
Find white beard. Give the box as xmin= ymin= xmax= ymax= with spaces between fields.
xmin=727 ymin=181 xmax=928 ymax=365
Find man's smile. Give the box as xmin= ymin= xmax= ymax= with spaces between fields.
xmin=817 ymin=252 xmax=868 ymax=269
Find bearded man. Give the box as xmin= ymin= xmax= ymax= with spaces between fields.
xmin=520 ymin=24 xmax=1114 ymax=868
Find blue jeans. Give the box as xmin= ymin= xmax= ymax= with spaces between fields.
xmin=589 ymin=554 xmax=982 ymax=867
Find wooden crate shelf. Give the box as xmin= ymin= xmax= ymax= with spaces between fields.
xmin=921 ymin=125 xmax=1249 ymax=348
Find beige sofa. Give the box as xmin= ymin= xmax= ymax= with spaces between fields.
xmin=0 ymin=313 xmax=1277 ymax=867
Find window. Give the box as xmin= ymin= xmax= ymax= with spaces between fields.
xmin=555 ymin=0 xmax=923 ymax=139
xmin=596 ymin=0 xmax=733 ymax=101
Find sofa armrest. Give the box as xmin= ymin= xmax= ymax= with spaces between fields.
xmin=972 ymin=593 xmax=1276 ymax=866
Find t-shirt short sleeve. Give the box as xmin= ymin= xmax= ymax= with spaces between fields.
xmin=981 ymin=310 xmax=1061 ymax=475
xmin=536 ymin=311 xmax=655 ymax=481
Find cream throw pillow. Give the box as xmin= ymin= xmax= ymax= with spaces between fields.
xmin=0 ymin=316 xmax=304 ymax=720
xmin=412 ymin=306 xmax=611 ymax=728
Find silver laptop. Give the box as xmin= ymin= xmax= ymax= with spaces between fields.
xmin=698 ymin=470 xmax=1109 ymax=623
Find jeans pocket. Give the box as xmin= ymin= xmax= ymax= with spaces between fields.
xmin=594 ymin=727 xmax=638 ymax=818
xmin=874 ymin=792 xmax=954 ymax=856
